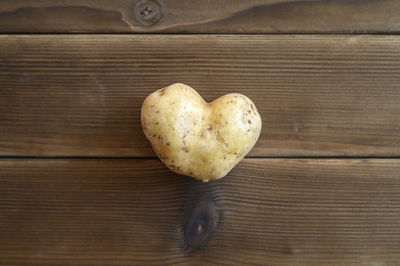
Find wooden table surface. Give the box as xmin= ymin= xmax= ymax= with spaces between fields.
xmin=1 ymin=1 xmax=400 ymax=265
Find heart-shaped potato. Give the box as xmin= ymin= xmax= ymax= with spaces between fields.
xmin=141 ymin=83 xmax=262 ymax=181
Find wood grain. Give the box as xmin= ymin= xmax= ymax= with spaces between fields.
xmin=1 ymin=158 xmax=400 ymax=265
xmin=1 ymin=35 xmax=400 ymax=157
xmin=0 ymin=0 xmax=399 ymax=33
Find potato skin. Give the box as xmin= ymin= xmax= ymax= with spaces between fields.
xmin=141 ymin=83 xmax=262 ymax=181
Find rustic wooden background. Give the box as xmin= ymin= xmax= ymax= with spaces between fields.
xmin=1 ymin=0 xmax=400 ymax=265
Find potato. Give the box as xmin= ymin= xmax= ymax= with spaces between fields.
xmin=141 ymin=83 xmax=262 ymax=181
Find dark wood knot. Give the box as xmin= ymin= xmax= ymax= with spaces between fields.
xmin=184 ymin=198 xmax=219 ymax=250
xmin=134 ymin=0 xmax=163 ymax=26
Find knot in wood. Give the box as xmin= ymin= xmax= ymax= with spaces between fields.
xmin=184 ymin=200 xmax=219 ymax=250
xmin=134 ymin=0 xmax=162 ymax=26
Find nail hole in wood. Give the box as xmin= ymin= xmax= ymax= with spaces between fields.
xmin=134 ymin=0 xmax=163 ymax=26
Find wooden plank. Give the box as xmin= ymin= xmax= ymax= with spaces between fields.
xmin=0 ymin=0 xmax=399 ymax=33
xmin=0 ymin=158 xmax=400 ymax=264
xmin=1 ymin=35 xmax=400 ymax=157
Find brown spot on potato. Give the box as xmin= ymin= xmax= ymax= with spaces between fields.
xmin=159 ymin=88 xmax=166 ymax=96
xmin=207 ymin=125 xmax=213 ymax=131
xmin=248 ymin=120 xmax=252 ymax=124
xmin=182 ymin=147 xmax=190 ymax=153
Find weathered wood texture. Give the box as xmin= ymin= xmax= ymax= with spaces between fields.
xmin=0 ymin=158 xmax=399 ymax=265
xmin=0 ymin=0 xmax=399 ymax=33
xmin=1 ymin=35 xmax=400 ymax=157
